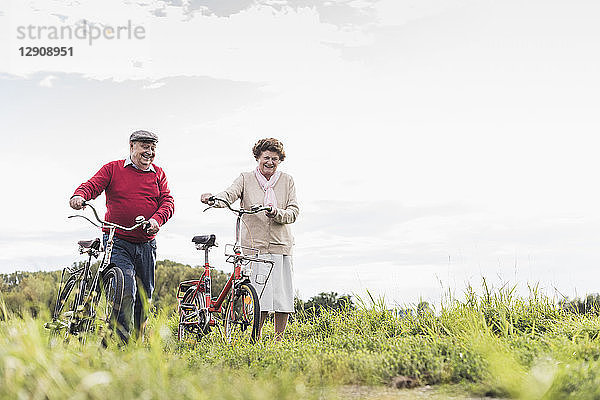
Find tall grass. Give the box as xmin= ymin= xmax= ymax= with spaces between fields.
xmin=0 ymin=313 xmax=332 ymax=400
xmin=176 ymin=281 xmax=600 ymax=398
xmin=1 ymin=282 xmax=600 ymax=399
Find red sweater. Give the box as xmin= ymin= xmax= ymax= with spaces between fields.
xmin=73 ymin=160 xmax=175 ymax=243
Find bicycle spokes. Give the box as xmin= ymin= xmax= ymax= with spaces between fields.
xmin=178 ymin=288 xmax=210 ymax=342
xmin=224 ymin=283 xmax=260 ymax=343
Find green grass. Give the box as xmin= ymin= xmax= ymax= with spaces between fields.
xmin=1 ymin=284 xmax=600 ymax=399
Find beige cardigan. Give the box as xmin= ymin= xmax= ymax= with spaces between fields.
xmin=217 ymin=171 xmax=299 ymax=255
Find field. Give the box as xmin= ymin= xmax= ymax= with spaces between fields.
xmin=1 ymin=283 xmax=600 ymax=399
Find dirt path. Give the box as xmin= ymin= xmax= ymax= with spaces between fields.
xmin=334 ymin=385 xmax=492 ymax=399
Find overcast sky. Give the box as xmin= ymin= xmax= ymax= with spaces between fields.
xmin=1 ymin=0 xmax=600 ymax=306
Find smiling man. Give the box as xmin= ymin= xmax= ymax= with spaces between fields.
xmin=69 ymin=130 xmax=174 ymax=343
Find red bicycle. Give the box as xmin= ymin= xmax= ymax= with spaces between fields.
xmin=177 ymin=196 xmax=274 ymax=343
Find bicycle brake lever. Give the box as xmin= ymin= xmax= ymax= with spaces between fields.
xmin=68 ymin=214 xmax=102 ymax=228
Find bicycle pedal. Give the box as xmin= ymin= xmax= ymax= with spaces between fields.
xmin=180 ymin=303 xmax=197 ymax=311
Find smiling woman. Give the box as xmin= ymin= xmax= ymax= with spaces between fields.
xmin=201 ymin=138 xmax=299 ymax=341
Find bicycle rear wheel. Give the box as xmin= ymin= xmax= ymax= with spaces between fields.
xmin=92 ymin=266 xmax=125 ymax=344
xmin=224 ymin=282 xmax=260 ymax=343
xmin=178 ymin=287 xmax=209 ymax=342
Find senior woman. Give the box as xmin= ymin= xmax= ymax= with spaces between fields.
xmin=201 ymin=138 xmax=299 ymax=340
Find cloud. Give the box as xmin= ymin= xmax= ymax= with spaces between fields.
xmin=299 ymin=200 xmax=471 ymax=237
xmin=157 ymin=0 xmax=378 ymax=27
xmin=184 ymin=0 xmax=255 ymax=17
xmin=50 ymin=13 xmax=68 ymax=22
xmin=39 ymin=74 xmax=56 ymax=87
xmin=0 ymin=72 xmax=267 ymax=132
xmin=284 ymin=0 xmax=378 ymax=27
xmin=0 ymin=230 xmax=88 ymax=271
xmin=372 ymin=0 xmax=472 ymax=27
xmin=142 ymin=81 xmax=166 ymax=89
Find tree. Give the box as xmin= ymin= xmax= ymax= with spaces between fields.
xmin=417 ymin=300 xmax=432 ymax=316
xmin=0 ymin=270 xmax=62 ymax=317
xmin=153 ymin=259 xmax=229 ymax=312
xmin=0 ymin=260 xmax=230 ymax=317
xmin=560 ymin=294 xmax=600 ymax=315
xmin=295 ymin=291 xmax=354 ymax=315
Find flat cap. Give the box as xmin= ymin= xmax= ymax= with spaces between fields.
xmin=130 ymin=130 xmax=158 ymax=143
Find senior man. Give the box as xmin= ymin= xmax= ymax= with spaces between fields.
xmin=69 ymin=130 xmax=174 ymax=343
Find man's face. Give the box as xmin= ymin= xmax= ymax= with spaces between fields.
xmin=130 ymin=141 xmax=156 ymax=169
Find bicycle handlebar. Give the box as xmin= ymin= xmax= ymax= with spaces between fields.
xmin=69 ymin=201 xmax=149 ymax=231
xmin=204 ymin=196 xmax=273 ymax=215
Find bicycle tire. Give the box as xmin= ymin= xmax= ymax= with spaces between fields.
xmin=47 ymin=274 xmax=81 ymax=343
xmin=52 ymin=275 xmax=78 ymax=320
xmin=224 ymin=282 xmax=260 ymax=343
xmin=91 ymin=266 xmax=125 ymax=343
xmin=178 ymin=287 xmax=209 ymax=342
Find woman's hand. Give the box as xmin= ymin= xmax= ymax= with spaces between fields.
xmin=201 ymin=193 xmax=214 ymax=205
xmin=265 ymin=206 xmax=277 ymax=218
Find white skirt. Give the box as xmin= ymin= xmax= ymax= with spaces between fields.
xmin=251 ymin=254 xmax=294 ymax=313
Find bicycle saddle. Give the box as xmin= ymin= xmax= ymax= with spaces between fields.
xmin=192 ymin=234 xmax=216 ymax=247
xmin=78 ymin=238 xmax=101 ymax=250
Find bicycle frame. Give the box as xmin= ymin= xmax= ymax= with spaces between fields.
xmin=178 ymin=253 xmax=247 ymax=327
xmin=75 ymin=225 xmax=118 ymax=322
xmin=178 ymin=241 xmax=255 ymax=331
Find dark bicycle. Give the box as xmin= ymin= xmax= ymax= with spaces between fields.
xmin=45 ymin=202 xmax=148 ymax=345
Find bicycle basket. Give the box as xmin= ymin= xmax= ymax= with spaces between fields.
xmin=224 ymin=244 xmax=274 ymax=265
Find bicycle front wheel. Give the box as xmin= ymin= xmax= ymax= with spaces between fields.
xmin=93 ymin=266 xmax=125 ymax=343
xmin=224 ymin=282 xmax=260 ymax=343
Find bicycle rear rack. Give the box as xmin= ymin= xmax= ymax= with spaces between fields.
xmin=176 ymin=280 xmax=202 ymax=301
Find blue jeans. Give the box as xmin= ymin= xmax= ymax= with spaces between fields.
xmin=104 ymin=234 xmax=156 ymax=343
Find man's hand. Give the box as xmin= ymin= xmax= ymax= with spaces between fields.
xmin=69 ymin=196 xmax=86 ymax=210
xmin=146 ymin=218 xmax=160 ymax=235
xmin=265 ymin=207 xmax=277 ymax=218
xmin=201 ymin=193 xmax=214 ymax=205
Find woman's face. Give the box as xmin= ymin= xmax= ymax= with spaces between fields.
xmin=257 ymin=150 xmax=281 ymax=179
